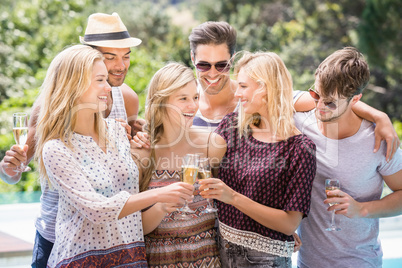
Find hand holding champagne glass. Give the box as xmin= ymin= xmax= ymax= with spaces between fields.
xmin=174 ymin=154 xmax=199 ymax=220
xmin=325 ymin=179 xmax=341 ymax=231
xmin=12 ymin=113 xmax=31 ymax=172
xmin=198 ymin=157 xmax=218 ymax=214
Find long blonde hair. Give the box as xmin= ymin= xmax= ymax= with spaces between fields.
xmin=35 ymin=45 xmax=105 ymax=184
xmin=140 ymin=62 xmax=196 ymax=191
xmin=234 ymin=51 xmax=295 ymax=140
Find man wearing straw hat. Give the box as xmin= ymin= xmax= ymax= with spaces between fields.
xmin=80 ymin=12 xmax=143 ymax=136
xmin=0 ymin=13 xmax=143 ymax=268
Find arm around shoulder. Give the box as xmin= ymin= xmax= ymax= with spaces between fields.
xmin=352 ymin=101 xmax=400 ymax=161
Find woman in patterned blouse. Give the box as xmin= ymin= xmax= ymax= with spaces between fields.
xmin=199 ymin=51 xmax=317 ymax=268
xmin=34 ymin=45 xmax=193 ymax=267
xmin=136 ymin=62 xmax=227 ymax=267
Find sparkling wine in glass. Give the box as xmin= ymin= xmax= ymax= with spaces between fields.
xmin=325 ymin=179 xmax=341 ymax=231
xmin=198 ymin=157 xmax=218 ymax=214
xmin=12 ymin=113 xmax=31 ymax=172
xmin=174 ymin=154 xmax=199 ymax=220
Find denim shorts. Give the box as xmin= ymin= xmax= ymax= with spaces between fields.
xmin=218 ymin=234 xmax=292 ymax=268
xmin=31 ymin=230 xmax=54 ymax=268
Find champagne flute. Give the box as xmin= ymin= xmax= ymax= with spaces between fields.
xmin=174 ymin=154 xmax=199 ymax=220
xmin=325 ymin=179 xmax=341 ymax=231
xmin=198 ymin=157 xmax=218 ymax=214
xmin=12 ymin=113 xmax=31 ymax=172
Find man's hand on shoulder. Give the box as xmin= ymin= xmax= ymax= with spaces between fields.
xmin=372 ymin=112 xmax=400 ymax=162
xmin=131 ymin=131 xmax=150 ymax=149
xmin=132 ymin=118 xmax=146 ymax=135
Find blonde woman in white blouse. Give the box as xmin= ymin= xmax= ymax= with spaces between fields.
xmin=34 ymin=45 xmax=193 ymax=268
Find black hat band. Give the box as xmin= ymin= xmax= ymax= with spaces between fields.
xmin=84 ymin=31 xmax=130 ymax=42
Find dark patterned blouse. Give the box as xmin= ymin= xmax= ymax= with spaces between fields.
xmin=215 ymin=112 xmax=316 ymax=242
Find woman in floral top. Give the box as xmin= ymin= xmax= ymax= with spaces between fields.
xmin=34 ymin=45 xmax=193 ymax=268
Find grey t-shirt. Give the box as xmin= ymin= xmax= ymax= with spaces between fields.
xmin=294 ymin=110 xmax=402 ymax=268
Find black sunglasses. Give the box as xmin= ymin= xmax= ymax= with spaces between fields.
xmin=194 ymin=60 xmax=231 ymax=73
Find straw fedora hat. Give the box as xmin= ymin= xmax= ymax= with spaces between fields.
xmin=80 ymin=12 xmax=141 ymax=48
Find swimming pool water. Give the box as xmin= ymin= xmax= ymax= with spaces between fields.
xmin=0 ymin=191 xmax=41 ymax=204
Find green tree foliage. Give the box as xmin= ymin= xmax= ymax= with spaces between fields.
xmin=0 ymin=0 xmax=98 ymax=192
xmin=0 ymin=0 xmax=97 ymax=103
xmin=358 ymin=0 xmax=402 ymax=120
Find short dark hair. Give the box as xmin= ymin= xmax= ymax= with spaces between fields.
xmin=316 ymin=47 xmax=370 ymax=99
xmin=189 ymin=21 xmax=237 ymax=56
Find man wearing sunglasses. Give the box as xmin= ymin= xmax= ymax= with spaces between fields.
xmin=294 ymin=47 xmax=402 ymax=268
xmin=189 ymin=21 xmax=239 ymax=130
xmin=133 ymin=21 xmax=398 ymax=159
xmin=187 ymin=22 xmax=399 ymax=160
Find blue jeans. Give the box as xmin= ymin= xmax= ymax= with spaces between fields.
xmin=218 ymin=235 xmax=292 ymax=268
xmin=31 ymin=231 xmax=54 ymax=268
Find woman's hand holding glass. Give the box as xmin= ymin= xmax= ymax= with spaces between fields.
xmin=156 ymin=181 xmax=194 ymax=205
xmin=145 ymin=182 xmax=194 ymax=228
xmin=199 ymin=177 xmax=235 ymax=205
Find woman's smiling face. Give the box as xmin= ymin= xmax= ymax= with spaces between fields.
xmin=235 ymin=68 xmax=266 ymax=115
xmin=165 ymin=80 xmax=199 ymax=128
xmin=77 ymin=59 xmax=111 ymax=113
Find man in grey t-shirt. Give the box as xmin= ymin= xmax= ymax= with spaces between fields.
xmin=294 ymin=47 xmax=402 ymax=267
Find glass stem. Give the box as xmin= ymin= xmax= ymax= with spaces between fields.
xmin=331 ymin=210 xmax=336 ymax=228
xmin=207 ymin=198 xmax=212 ymax=208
